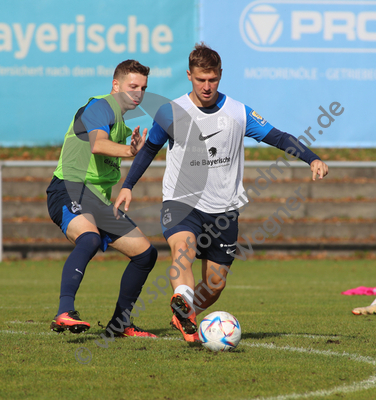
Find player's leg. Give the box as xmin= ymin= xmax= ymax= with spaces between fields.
xmin=160 ymin=201 xmax=202 ymax=342
xmin=167 ymin=230 xmax=197 ymax=292
xmin=167 ymin=231 xmax=200 ymax=341
xmin=103 ymin=220 xmax=158 ymax=338
xmin=192 ymin=209 xmax=239 ymax=316
xmin=193 ymin=260 xmax=232 ymax=316
xmin=47 ymin=178 xmax=100 ymax=333
xmin=352 ymin=298 xmax=376 ymax=315
xmin=51 ymin=215 xmax=101 ymax=333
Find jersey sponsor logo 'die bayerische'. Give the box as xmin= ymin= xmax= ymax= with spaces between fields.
xmin=190 ymin=147 xmax=231 ymax=167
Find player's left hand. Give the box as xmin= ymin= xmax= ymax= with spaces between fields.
xmin=130 ymin=126 xmax=147 ymax=156
xmin=310 ymin=159 xmax=329 ymax=181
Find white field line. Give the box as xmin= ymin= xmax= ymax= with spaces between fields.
xmin=241 ymin=341 xmax=376 ymax=366
xmin=241 ymin=342 xmax=376 ymax=400
xmin=6 ymin=320 xmax=45 ymax=325
xmin=246 ymin=375 xmax=376 ymax=400
xmin=280 ymin=334 xmax=340 ymax=340
xmin=0 ymin=330 xmax=55 ymax=336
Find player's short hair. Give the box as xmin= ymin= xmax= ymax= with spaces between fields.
xmin=113 ymin=60 xmax=150 ymax=80
xmin=188 ymin=43 xmax=222 ymax=72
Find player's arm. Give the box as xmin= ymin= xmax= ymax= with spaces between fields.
xmin=244 ymin=106 xmax=328 ymax=180
xmin=114 ymin=131 xmax=168 ymax=219
xmin=77 ymin=98 xmax=146 ymax=158
xmin=89 ymin=126 xmax=146 ymax=158
xmin=261 ymin=128 xmax=328 ymax=180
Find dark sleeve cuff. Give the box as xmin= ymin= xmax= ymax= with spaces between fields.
xmin=122 ymin=139 xmax=164 ymax=190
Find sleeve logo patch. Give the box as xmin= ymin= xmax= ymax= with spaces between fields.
xmin=250 ymin=110 xmax=267 ymax=126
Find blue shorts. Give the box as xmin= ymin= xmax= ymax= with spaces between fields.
xmin=160 ymin=200 xmax=239 ymax=265
xmin=46 ymin=176 xmax=137 ymax=251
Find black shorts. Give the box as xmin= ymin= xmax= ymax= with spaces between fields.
xmin=46 ymin=176 xmax=137 ymax=251
xmin=160 ymin=200 xmax=239 ymax=265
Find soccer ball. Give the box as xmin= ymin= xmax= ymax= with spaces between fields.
xmin=198 ymin=311 xmax=241 ymax=352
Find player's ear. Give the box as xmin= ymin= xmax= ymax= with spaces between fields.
xmin=187 ymin=69 xmax=192 ymax=81
xmin=112 ymin=79 xmax=119 ymax=93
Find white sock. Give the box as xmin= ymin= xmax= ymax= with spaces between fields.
xmin=174 ymin=285 xmax=194 ymax=307
xmin=371 ymin=298 xmax=376 ymax=306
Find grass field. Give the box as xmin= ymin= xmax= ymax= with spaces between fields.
xmin=1 ymin=257 xmax=376 ymax=400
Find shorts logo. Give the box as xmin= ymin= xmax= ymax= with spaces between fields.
xmin=71 ymin=201 xmax=82 ymax=213
xmin=220 ymin=242 xmax=237 ymax=254
xmin=163 ymin=212 xmax=172 ymax=226
xmin=250 ymin=110 xmax=267 ymax=126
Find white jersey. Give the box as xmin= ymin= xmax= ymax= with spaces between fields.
xmin=163 ymin=93 xmax=247 ymax=213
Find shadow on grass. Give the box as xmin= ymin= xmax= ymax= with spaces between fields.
xmin=242 ymin=332 xmax=288 ymax=340
xmin=65 ymin=327 xmax=173 ymax=344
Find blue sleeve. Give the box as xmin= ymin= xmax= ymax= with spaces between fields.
xmin=80 ymin=98 xmax=115 ymax=135
xmin=262 ymin=127 xmax=320 ymax=165
xmin=122 ymin=139 xmax=164 ymax=189
xmin=148 ymin=103 xmax=172 ymax=145
xmin=244 ymin=105 xmax=274 ymax=142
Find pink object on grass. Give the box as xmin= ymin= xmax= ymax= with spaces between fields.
xmin=341 ymin=286 xmax=376 ymax=296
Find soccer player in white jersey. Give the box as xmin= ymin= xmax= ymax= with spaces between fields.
xmin=114 ymin=43 xmax=329 ymax=342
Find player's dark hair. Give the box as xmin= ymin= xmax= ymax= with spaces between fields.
xmin=113 ymin=60 xmax=150 ymax=80
xmin=189 ymin=42 xmax=222 ymax=72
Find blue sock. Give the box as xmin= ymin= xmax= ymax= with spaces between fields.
xmin=109 ymin=245 xmax=157 ymax=328
xmin=57 ymin=232 xmax=101 ymax=315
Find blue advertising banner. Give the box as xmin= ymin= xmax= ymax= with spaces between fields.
xmin=0 ymin=0 xmax=198 ymax=146
xmin=201 ymin=0 xmax=376 ymax=147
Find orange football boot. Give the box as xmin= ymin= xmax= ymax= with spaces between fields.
xmin=50 ymin=310 xmax=90 ymax=334
xmin=106 ymin=320 xmax=157 ymax=338
xmin=170 ymin=294 xmax=200 ymax=342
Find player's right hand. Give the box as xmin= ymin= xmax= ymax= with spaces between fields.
xmin=113 ymin=188 xmax=132 ymax=219
xmin=130 ymin=126 xmax=147 ymax=156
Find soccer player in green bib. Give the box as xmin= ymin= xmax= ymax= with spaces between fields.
xmin=47 ymin=60 xmax=157 ymax=338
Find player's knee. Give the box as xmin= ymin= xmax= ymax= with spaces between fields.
xmin=75 ymin=232 xmax=101 ymax=258
xmin=206 ymin=274 xmax=227 ymax=296
xmin=171 ymin=240 xmax=196 ymax=262
xmin=147 ymin=245 xmax=158 ymax=267
xmin=131 ymin=245 xmax=158 ymax=272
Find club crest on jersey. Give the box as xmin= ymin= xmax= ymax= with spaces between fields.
xmin=217 ymin=116 xmax=228 ymax=129
xmin=250 ymin=110 xmax=267 ymax=126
